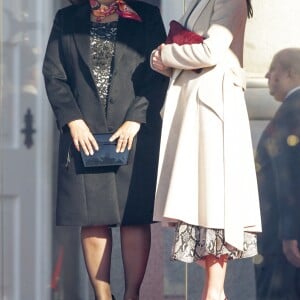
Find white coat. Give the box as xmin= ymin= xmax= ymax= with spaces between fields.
xmin=153 ymin=0 xmax=262 ymax=250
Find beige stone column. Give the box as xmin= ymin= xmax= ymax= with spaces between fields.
xmin=245 ymin=0 xmax=300 ymax=75
xmin=244 ymin=0 xmax=300 ymax=123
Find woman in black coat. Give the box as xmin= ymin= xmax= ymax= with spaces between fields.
xmin=42 ymin=0 xmax=168 ymax=299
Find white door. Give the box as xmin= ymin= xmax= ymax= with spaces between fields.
xmin=0 ymin=0 xmax=53 ymax=299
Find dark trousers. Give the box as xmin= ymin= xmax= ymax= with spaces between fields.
xmin=255 ymin=253 xmax=300 ymax=300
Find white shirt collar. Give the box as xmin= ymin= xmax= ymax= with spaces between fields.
xmin=285 ymin=86 xmax=300 ymax=100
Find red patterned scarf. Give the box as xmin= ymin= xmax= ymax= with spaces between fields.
xmin=90 ymin=0 xmax=142 ymax=22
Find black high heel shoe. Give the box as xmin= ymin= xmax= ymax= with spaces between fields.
xmin=94 ymin=296 xmax=115 ymax=300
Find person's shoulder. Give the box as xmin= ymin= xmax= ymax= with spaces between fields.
xmin=128 ymin=1 xmax=160 ymax=15
xmin=56 ymin=2 xmax=88 ymax=18
xmin=288 ymin=88 xmax=300 ymax=100
xmin=214 ymin=0 xmax=247 ymax=14
xmin=128 ymin=0 xmax=157 ymax=9
xmin=56 ymin=4 xmax=77 ymax=14
xmin=283 ymin=91 xmax=300 ymax=116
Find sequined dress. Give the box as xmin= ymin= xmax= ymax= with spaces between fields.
xmin=90 ymin=21 xmax=118 ymax=116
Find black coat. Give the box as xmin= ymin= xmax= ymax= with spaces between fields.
xmin=255 ymin=90 xmax=300 ymax=299
xmin=43 ymin=1 xmax=168 ymax=226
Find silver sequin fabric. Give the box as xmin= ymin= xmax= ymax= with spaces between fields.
xmin=90 ymin=21 xmax=118 ymax=114
xmin=171 ymin=221 xmax=258 ymax=263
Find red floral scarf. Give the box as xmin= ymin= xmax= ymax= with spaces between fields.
xmin=89 ymin=0 xmax=142 ymax=22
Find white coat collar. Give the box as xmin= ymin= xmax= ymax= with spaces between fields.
xmin=171 ymin=0 xmax=211 ymax=83
xmin=180 ymin=0 xmax=211 ymax=29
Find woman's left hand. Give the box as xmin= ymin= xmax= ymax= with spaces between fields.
xmin=109 ymin=121 xmax=141 ymax=152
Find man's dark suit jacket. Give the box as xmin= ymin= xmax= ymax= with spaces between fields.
xmin=255 ymin=89 xmax=300 ymax=300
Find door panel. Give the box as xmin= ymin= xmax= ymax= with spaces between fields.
xmin=0 ymin=0 xmax=53 ymax=299
xmin=0 ymin=196 xmax=21 ymax=300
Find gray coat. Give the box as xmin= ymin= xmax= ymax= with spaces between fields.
xmin=43 ymin=1 xmax=168 ymax=226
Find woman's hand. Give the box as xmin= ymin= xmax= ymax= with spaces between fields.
xmin=151 ymin=44 xmax=172 ymax=77
xmin=109 ymin=121 xmax=141 ymax=153
xmin=68 ymin=119 xmax=99 ymax=155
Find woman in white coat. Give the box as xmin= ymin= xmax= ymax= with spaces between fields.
xmin=151 ymin=0 xmax=261 ymax=299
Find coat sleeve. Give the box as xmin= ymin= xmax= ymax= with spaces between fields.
xmin=270 ymin=105 xmax=300 ymax=240
xmin=125 ymin=5 xmax=168 ymax=123
xmin=160 ymin=0 xmax=246 ymax=70
xmin=42 ymin=10 xmax=83 ymax=131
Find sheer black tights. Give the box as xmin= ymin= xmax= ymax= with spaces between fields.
xmin=121 ymin=224 xmax=151 ymax=300
xmin=81 ymin=224 xmax=151 ymax=300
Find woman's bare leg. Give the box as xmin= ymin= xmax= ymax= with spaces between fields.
xmin=200 ymin=254 xmax=228 ymax=300
xmin=120 ymin=224 xmax=151 ymax=300
xmin=81 ymin=226 xmax=113 ymax=300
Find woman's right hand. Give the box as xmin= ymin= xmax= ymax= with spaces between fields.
xmin=151 ymin=44 xmax=172 ymax=77
xmin=68 ymin=119 xmax=99 ymax=155
xmin=283 ymin=240 xmax=300 ymax=267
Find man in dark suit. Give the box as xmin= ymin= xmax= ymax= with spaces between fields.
xmin=255 ymin=48 xmax=300 ymax=300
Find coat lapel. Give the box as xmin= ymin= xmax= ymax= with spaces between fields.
xmin=187 ymin=0 xmax=211 ymax=29
xmin=172 ymin=0 xmax=211 ymax=83
xmin=73 ymin=4 xmax=91 ymax=69
xmin=113 ymin=18 xmax=133 ymax=72
xmin=72 ymin=5 xmax=142 ymax=76
xmin=180 ymin=0 xmax=198 ymax=25
xmin=180 ymin=0 xmax=211 ymax=28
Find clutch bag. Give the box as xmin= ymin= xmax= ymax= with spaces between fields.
xmin=165 ymin=20 xmax=204 ymax=45
xmin=80 ymin=133 xmax=129 ymax=167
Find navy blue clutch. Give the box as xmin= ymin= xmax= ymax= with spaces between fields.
xmin=80 ymin=133 xmax=129 ymax=167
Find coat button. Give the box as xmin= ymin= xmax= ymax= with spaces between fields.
xmin=109 ymin=98 xmax=115 ymax=104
